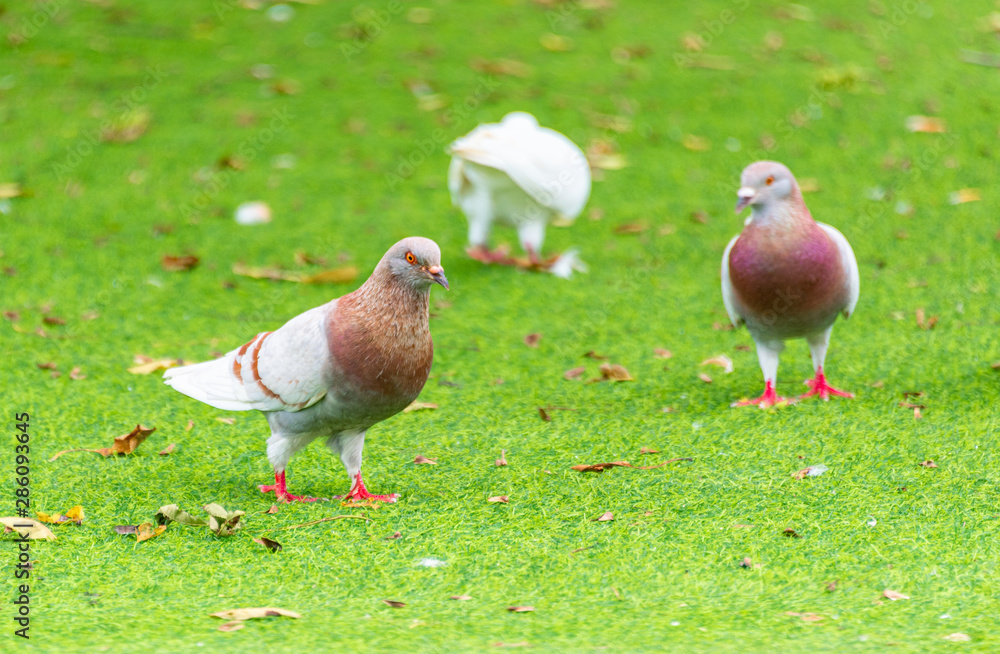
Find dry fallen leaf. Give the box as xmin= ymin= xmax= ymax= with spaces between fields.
xmin=216 ymin=417 xmax=237 ymax=425
xmin=883 ymin=589 xmax=909 ymax=601
xmin=48 ymin=424 xmax=155 ymax=461
xmin=740 ymin=556 xmax=753 ymax=568
xmin=538 ymin=407 xmax=551 ymax=422
xmin=640 ymin=447 xmax=660 ymax=455
xmin=614 ymin=222 xmax=647 ymax=235
xmin=136 ymin=522 xmax=167 ymax=543
xmin=682 ymin=134 xmax=710 ymax=151
xmin=915 ymin=307 xmax=939 ymax=330
xmin=905 ymin=115 xmax=947 ymax=133
xmin=792 ymin=464 xmax=829 ymax=480
xmin=450 ymin=595 xmax=472 ymax=601
xmin=540 ymin=33 xmax=573 ymax=51
xmin=495 ymin=450 xmax=508 ymax=466
xmin=263 ymin=505 xmax=280 ymax=515
xmin=654 ymin=349 xmax=672 ymax=359
xmin=114 ymin=525 xmax=137 ymax=534
xmin=919 ymin=460 xmax=938 ymax=468
xmin=204 ymin=503 xmax=245 ymax=537
xmin=468 ymin=57 xmax=533 ymax=78
xmin=0 ymin=517 xmax=57 ymax=540
xmin=487 ymin=495 xmax=509 ymax=504
xmin=185 ymin=420 xmax=194 ymax=431
xmin=159 ymin=443 xmax=176 ymax=456
xmin=155 ymin=504 xmax=208 ymax=527
xmin=414 ymin=455 xmax=437 ymax=465
xmin=382 ymin=600 xmax=406 ymax=608
xmin=128 ymin=356 xmax=181 ymax=374
xmin=507 ymin=605 xmax=535 ymax=613
xmin=785 ymin=612 xmax=824 ymax=622
xmin=783 ymin=528 xmax=802 ymax=538
xmin=700 ymin=354 xmax=734 ymax=374
xmin=599 ymin=363 xmax=633 ymax=381
xmin=403 ymin=401 xmax=438 ymax=413
xmin=523 ymin=333 xmax=541 ymax=348
xmin=218 ymin=621 xmax=244 ymax=632
xmin=564 ymin=366 xmax=586 ymax=380
xmin=102 ymin=107 xmax=151 ymax=143
xmin=232 ymin=262 xmax=358 ymax=284
xmin=949 ymin=188 xmax=981 ymax=205
xmin=698 ymin=372 xmax=713 ymax=384
xmin=253 ymin=536 xmax=282 ymax=552
xmin=161 ymin=254 xmax=199 ymax=272
xmin=571 ymin=461 xmax=632 ymax=473
xmin=210 ymin=608 xmax=301 ymax=621
xmin=943 ymin=633 xmax=971 ymax=642
xmin=593 ymin=511 xmax=614 ymax=522
xmin=35 ymin=505 xmax=84 ymax=526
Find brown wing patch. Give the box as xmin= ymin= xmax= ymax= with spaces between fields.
xmin=249 ymin=332 xmax=279 ymax=400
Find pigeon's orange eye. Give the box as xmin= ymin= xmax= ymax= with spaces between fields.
xmin=765 ymin=176 xmax=774 ymax=186
xmin=405 ymin=252 xmax=417 ymax=264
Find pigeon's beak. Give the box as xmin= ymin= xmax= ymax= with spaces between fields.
xmin=735 ymin=187 xmax=756 ymax=213
xmin=427 ymin=265 xmax=449 ymax=290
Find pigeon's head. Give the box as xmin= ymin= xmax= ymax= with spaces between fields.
xmin=735 ymin=161 xmax=798 ymax=214
xmin=385 ymin=237 xmax=449 ymax=291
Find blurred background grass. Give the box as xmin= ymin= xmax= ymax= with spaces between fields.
xmin=2 ymin=0 xmax=1000 ymax=651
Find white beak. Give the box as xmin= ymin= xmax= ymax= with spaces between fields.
xmin=735 ymin=187 xmax=756 ymax=213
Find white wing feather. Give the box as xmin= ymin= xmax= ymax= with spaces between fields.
xmin=818 ymin=222 xmax=860 ymax=318
xmin=447 ymin=112 xmax=590 ymax=220
xmin=163 ymin=303 xmax=332 ymax=413
xmin=720 ymin=234 xmax=743 ymax=327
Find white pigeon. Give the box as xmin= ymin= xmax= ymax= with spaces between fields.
xmin=721 ymin=161 xmax=859 ymax=408
xmin=447 ymin=111 xmax=591 ymax=264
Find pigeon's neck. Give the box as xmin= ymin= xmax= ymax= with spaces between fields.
xmin=348 ymin=268 xmax=431 ymax=335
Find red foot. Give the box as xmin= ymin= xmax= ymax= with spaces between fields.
xmin=732 ymin=380 xmax=795 ymax=409
xmin=466 ymin=244 xmax=513 ymax=264
xmin=341 ymin=472 xmax=399 ymax=503
xmin=800 ymin=368 xmax=854 ymax=401
xmin=259 ymin=471 xmax=319 ymax=503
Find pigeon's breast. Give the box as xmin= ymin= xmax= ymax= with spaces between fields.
xmin=728 ymin=223 xmax=848 ymax=337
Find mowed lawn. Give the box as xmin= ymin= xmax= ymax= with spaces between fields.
xmin=2 ymin=0 xmax=1000 ymax=651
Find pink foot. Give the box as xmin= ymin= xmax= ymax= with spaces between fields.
xmin=732 ymin=380 xmax=795 ymax=409
xmin=340 ymin=472 xmax=399 ymax=503
xmin=800 ymin=368 xmax=854 ymax=401
xmin=466 ymin=245 xmax=512 ymax=265
xmin=258 ymin=471 xmax=319 ymax=503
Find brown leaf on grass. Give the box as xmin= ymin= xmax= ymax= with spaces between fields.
xmin=186 ymin=420 xmax=194 ymax=431
xmin=507 ymin=605 xmax=535 ymax=612
xmin=218 ymin=622 xmax=244 ymax=632
xmin=495 ymin=450 xmax=508 ymax=466
xmin=128 ymin=355 xmax=181 ymax=374
xmin=523 ymin=333 xmax=541 ymax=348
xmin=114 ymin=525 xmax=137 ymax=534
xmin=382 ymin=600 xmax=406 ymax=608
xmin=136 ymin=522 xmax=167 ymax=543
xmin=204 ymin=503 xmax=245 ymax=537
xmin=991 ymin=361 xmax=1000 ymax=370
xmin=883 ymin=589 xmax=909 ymax=601
xmin=42 ymin=315 xmax=66 ymax=326
xmin=469 ymin=57 xmax=533 ymax=77
xmin=734 ymin=344 xmax=752 ymax=351
xmin=826 ymin=580 xmax=837 ymax=592
xmin=599 ymin=363 xmax=633 ymax=381
xmin=216 ymin=417 xmax=236 ymax=425
xmin=300 ymin=267 xmax=360 ymax=284
xmin=571 ymin=461 xmax=632 ymax=473
xmin=4 ymin=310 xmax=21 ymax=321
xmin=414 ymin=455 xmax=437 ymax=465
xmin=740 ymin=556 xmax=753 ymax=568
xmin=385 ymin=531 xmax=402 ymax=540
xmin=232 ymin=262 xmax=358 ymax=284
xmin=488 ymin=496 xmax=509 ymax=504
xmin=450 ymin=595 xmax=472 ymax=601
xmin=35 ymin=505 xmax=84 ymax=526
xmin=783 ymin=528 xmax=801 ymax=538
xmin=563 ymin=366 xmax=586 ymax=380
xmin=905 ymin=115 xmax=947 ymax=133
xmin=654 ymin=349 xmax=672 ymax=359
xmin=538 ymin=408 xmax=551 ymax=422
xmin=161 ymin=254 xmax=199 ymax=272
xmin=69 ymin=366 xmax=86 ymax=380
xmin=592 ymin=511 xmax=614 ymax=522
xmin=614 ymin=222 xmax=647 ymax=235
xmin=540 ymin=32 xmax=573 ymax=51
xmin=263 ymin=505 xmax=280 ymax=515
xmin=700 ymin=354 xmax=734 ymax=373
xmin=712 ymin=321 xmax=734 ymax=331
xmin=919 ymin=460 xmax=938 ymax=468
xmin=915 ymin=308 xmax=939 ymax=330
xmin=640 ymin=447 xmax=660 ymax=454
xmin=0 ymin=518 xmax=56 ymax=540
xmin=155 ymin=505 xmax=208 ymax=527
xmin=211 ymin=608 xmax=301 ymax=621
xmin=102 ymin=107 xmax=151 ymax=143
xmin=37 ymin=361 xmax=58 ymax=371
xmin=253 ymin=536 xmax=282 ymax=552
xmin=159 ymin=443 xmax=176 ymax=456
xmin=785 ymin=612 xmax=824 ymax=622
xmin=81 ymin=310 xmax=100 ymax=321
xmin=698 ymin=372 xmax=713 ymax=383
xmin=49 ymin=424 xmax=155 ymax=461
xmin=583 ymin=350 xmax=609 ymax=360
xmin=403 ymin=401 xmax=438 ymax=413
xmin=949 ymin=188 xmax=981 ymax=205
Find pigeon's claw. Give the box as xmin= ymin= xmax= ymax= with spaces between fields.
xmin=799 ymin=369 xmax=854 ymax=401
xmin=466 ymin=244 xmax=513 ymax=264
xmin=731 ymin=381 xmax=794 ymax=409
xmin=342 ymin=472 xmax=399 ymax=504
xmin=259 ymin=471 xmax=320 ymax=503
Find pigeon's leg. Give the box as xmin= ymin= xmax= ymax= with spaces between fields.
xmin=733 ymin=340 xmax=794 ymax=408
xmin=259 ymin=470 xmax=319 ymax=503
xmin=466 ymin=187 xmax=509 ymax=264
xmin=328 ymin=431 xmax=399 ymax=503
xmin=800 ymin=326 xmax=854 ymax=401
xmin=262 ymin=432 xmax=320 ymax=502
xmin=516 ymin=217 xmax=547 ymax=266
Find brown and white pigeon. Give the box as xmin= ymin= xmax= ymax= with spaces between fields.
xmin=721 ymin=161 xmax=859 ymax=408
xmin=163 ymin=237 xmax=448 ymax=502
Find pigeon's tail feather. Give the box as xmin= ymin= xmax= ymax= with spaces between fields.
xmin=162 ymin=356 xmax=256 ymax=412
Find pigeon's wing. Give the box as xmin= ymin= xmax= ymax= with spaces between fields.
xmin=447 ymin=156 xmax=469 ymax=205
xmin=818 ymin=222 xmax=860 ymax=318
xmin=448 ymin=115 xmax=590 ymax=219
xmin=164 ymin=303 xmax=332 ymax=413
xmin=720 ymin=234 xmax=744 ymax=327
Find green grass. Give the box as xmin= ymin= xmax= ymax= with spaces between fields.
xmin=2 ymin=0 xmax=1000 ymax=651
